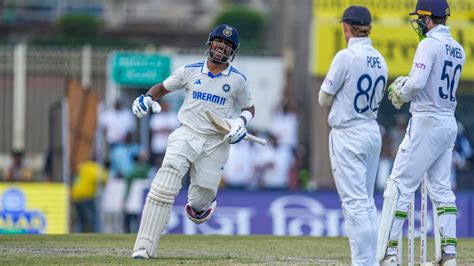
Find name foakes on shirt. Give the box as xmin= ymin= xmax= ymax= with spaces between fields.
xmin=192 ymin=91 xmax=226 ymax=105
xmin=445 ymin=44 xmax=463 ymax=59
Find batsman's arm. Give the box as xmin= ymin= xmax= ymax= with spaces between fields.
xmin=240 ymin=106 xmax=255 ymax=125
xmin=145 ymin=83 xmax=171 ymax=101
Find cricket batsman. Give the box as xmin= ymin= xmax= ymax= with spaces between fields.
xmin=318 ymin=6 xmax=388 ymax=265
xmin=130 ymin=24 xmax=256 ymax=259
xmin=377 ymin=1 xmax=465 ymax=265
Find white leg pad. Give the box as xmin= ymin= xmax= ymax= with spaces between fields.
xmin=377 ymin=179 xmax=400 ymax=262
xmin=132 ymin=167 xmax=182 ymax=258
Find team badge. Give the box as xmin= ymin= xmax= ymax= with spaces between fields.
xmin=223 ymin=27 xmax=232 ymax=37
xmin=222 ymin=84 xmax=230 ymax=92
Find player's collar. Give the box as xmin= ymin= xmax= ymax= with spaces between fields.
xmin=202 ymin=59 xmax=231 ymax=78
xmin=426 ymin=25 xmax=450 ymax=38
xmin=347 ymin=37 xmax=372 ymax=48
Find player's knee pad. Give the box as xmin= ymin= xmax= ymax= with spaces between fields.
xmin=435 ymin=204 xmax=458 ymax=250
xmin=377 ymin=179 xmax=400 ymax=262
xmin=436 ymin=205 xmax=458 ymax=217
xmin=187 ymin=186 xmax=216 ymax=211
xmin=185 ymin=199 xmax=217 ymax=224
xmin=148 ymin=166 xmax=182 ymax=204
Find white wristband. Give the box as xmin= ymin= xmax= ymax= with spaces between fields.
xmin=240 ymin=110 xmax=253 ymax=125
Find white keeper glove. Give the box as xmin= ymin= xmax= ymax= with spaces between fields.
xmin=223 ymin=118 xmax=247 ymax=144
xmin=388 ymin=76 xmax=409 ymax=109
xmin=132 ymin=95 xmax=161 ymax=118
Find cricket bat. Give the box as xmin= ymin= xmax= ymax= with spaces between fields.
xmin=205 ymin=111 xmax=267 ymax=145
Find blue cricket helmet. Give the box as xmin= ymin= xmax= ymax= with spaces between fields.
xmin=205 ymin=24 xmax=240 ymax=63
xmin=208 ymin=24 xmax=240 ymax=50
xmin=410 ymin=0 xmax=450 ymax=17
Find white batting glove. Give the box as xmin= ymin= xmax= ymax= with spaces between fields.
xmin=388 ymin=76 xmax=408 ymax=109
xmin=132 ymin=95 xmax=162 ymax=118
xmin=223 ymin=118 xmax=247 ymax=144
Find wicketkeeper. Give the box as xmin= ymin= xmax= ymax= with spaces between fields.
xmin=378 ymin=1 xmax=465 ymax=265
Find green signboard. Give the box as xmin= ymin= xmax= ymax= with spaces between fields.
xmin=112 ymin=52 xmax=171 ymax=87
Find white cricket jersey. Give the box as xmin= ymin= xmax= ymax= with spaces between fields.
xmin=401 ymin=25 xmax=466 ymax=116
xmin=163 ymin=60 xmax=253 ymax=135
xmin=321 ymin=38 xmax=388 ymax=128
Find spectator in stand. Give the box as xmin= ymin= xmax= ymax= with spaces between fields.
xmin=99 ymin=99 xmax=136 ymax=148
xmin=451 ymin=121 xmax=473 ymax=190
xmin=109 ymin=133 xmax=141 ymax=178
xmin=149 ymin=101 xmax=179 ymax=164
xmin=71 ymin=160 xmax=108 ymax=232
xmin=2 ymin=149 xmax=33 ymax=182
xmin=223 ymin=140 xmax=256 ymax=189
xmin=123 ymin=152 xmax=151 ymax=233
xmin=270 ymin=100 xmax=298 ymax=152
xmin=254 ymin=134 xmax=294 ymax=189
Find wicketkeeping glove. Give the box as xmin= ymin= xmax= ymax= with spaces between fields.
xmin=223 ymin=118 xmax=247 ymax=144
xmin=388 ymin=76 xmax=408 ymax=109
xmin=132 ymin=95 xmax=162 ymax=118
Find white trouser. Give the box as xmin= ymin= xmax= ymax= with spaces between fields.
xmin=388 ymin=115 xmax=457 ymax=254
xmin=163 ymin=125 xmax=230 ymax=210
xmin=133 ymin=126 xmax=230 ymax=258
xmin=329 ymin=120 xmax=381 ymax=266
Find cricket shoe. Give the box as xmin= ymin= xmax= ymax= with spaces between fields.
xmin=440 ymin=253 xmax=456 ymax=266
xmin=380 ymin=255 xmax=398 ymax=266
xmin=132 ymin=248 xmax=151 ymax=259
xmin=185 ymin=199 xmax=217 ymax=224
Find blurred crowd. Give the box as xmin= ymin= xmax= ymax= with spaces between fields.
xmin=1 ymin=97 xmax=472 ymax=233
xmin=64 ymin=97 xmax=301 ymax=233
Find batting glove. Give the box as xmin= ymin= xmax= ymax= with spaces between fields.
xmin=132 ymin=95 xmax=162 ymax=118
xmin=223 ymin=118 xmax=247 ymax=144
xmin=388 ymin=76 xmax=408 ymax=109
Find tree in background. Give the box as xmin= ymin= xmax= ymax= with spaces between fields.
xmin=58 ymin=14 xmax=102 ymax=41
xmin=213 ymin=6 xmax=266 ymax=50
xmin=33 ymin=13 xmax=142 ymax=48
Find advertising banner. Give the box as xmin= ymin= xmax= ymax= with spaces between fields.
xmin=112 ymin=52 xmax=171 ymax=86
xmin=0 ymin=183 xmax=69 ymax=234
xmin=311 ymin=0 xmax=474 ymax=80
xmin=160 ymin=190 xmax=474 ymax=237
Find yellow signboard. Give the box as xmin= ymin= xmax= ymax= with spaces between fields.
xmin=0 ymin=183 xmax=69 ymax=234
xmin=314 ymin=0 xmax=474 ymax=19
xmin=312 ymin=0 xmax=474 ymax=80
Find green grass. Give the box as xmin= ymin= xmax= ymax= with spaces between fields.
xmin=0 ymin=234 xmax=473 ymax=265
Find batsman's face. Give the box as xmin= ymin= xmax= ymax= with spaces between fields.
xmin=209 ymin=38 xmax=234 ymax=63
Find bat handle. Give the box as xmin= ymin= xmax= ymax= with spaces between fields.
xmin=245 ymin=134 xmax=267 ymax=145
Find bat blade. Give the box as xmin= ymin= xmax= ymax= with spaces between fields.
xmin=205 ymin=111 xmax=267 ymax=145
xmin=206 ymin=111 xmax=230 ymax=134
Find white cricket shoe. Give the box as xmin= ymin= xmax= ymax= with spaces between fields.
xmin=185 ymin=200 xmax=217 ymax=224
xmin=440 ymin=253 xmax=456 ymax=266
xmin=132 ymin=248 xmax=151 ymax=259
xmin=380 ymin=255 xmax=398 ymax=266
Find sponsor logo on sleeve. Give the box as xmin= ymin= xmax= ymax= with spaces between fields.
xmin=414 ymin=62 xmax=426 ymax=70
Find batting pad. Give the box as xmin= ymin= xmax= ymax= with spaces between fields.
xmin=377 ymin=179 xmax=399 ymax=262
xmin=133 ymin=167 xmax=182 ymax=258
